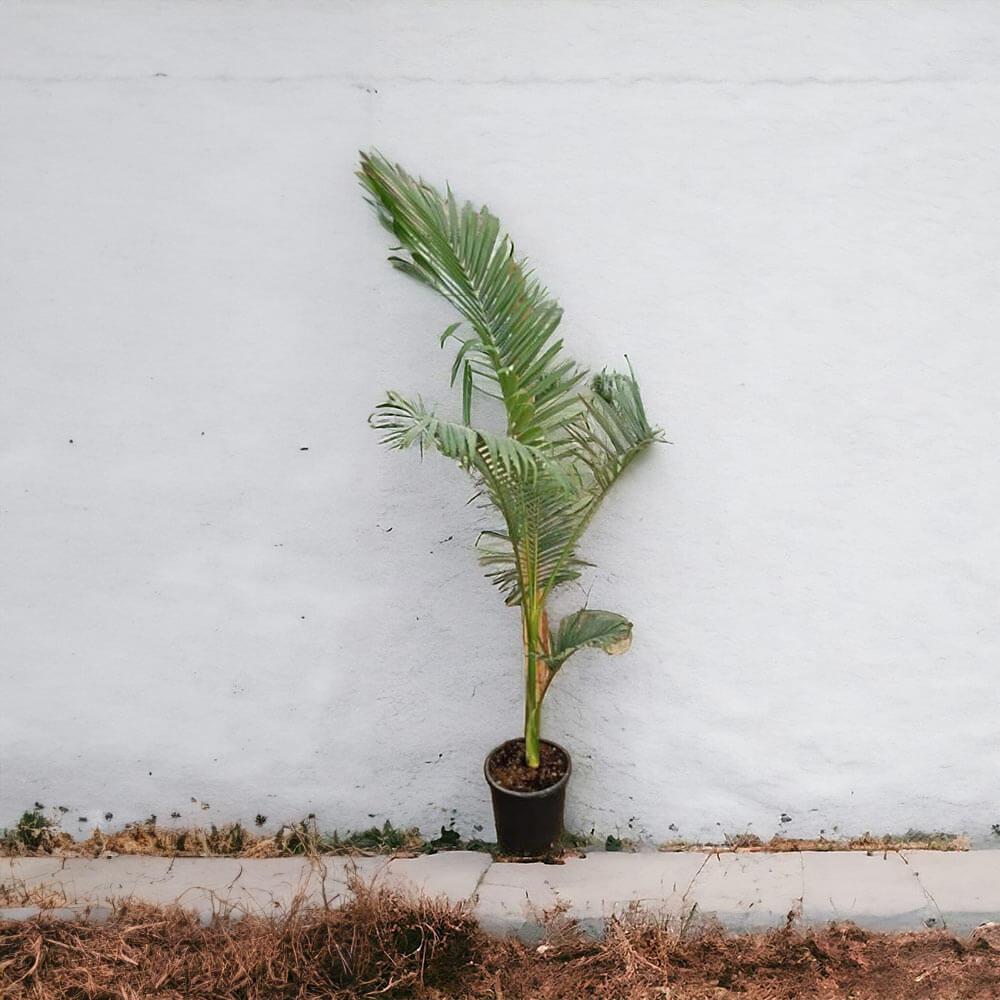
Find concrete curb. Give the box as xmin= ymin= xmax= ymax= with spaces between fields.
xmin=4 ymin=851 xmax=1000 ymax=936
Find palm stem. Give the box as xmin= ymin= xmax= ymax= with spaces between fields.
xmin=522 ymin=603 xmax=541 ymax=767
xmin=522 ymin=602 xmax=553 ymax=768
xmin=524 ymin=662 xmax=541 ymax=768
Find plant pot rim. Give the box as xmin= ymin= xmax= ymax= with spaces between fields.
xmin=484 ymin=738 xmax=572 ymax=799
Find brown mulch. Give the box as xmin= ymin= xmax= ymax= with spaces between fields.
xmin=3 ymin=885 xmax=1000 ymax=999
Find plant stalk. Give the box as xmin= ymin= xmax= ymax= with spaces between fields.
xmin=523 ymin=605 xmax=551 ymax=769
xmin=523 ymin=606 xmax=540 ymax=768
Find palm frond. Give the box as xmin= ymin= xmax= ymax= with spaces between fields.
xmin=370 ymin=391 xmax=566 ymax=485
xmin=530 ymin=363 xmax=664 ymax=602
xmin=546 ymin=609 xmax=633 ymax=672
xmin=475 ymin=479 xmax=592 ymax=606
xmin=358 ymin=152 xmax=587 ymax=446
xmin=565 ymin=363 xmax=664 ymax=490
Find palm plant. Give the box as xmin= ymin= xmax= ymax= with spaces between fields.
xmin=361 ymin=152 xmax=663 ymax=770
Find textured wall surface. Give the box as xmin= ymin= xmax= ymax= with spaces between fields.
xmin=3 ymin=1 xmax=999 ymax=845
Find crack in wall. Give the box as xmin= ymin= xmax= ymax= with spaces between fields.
xmin=0 ymin=72 xmax=977 ymax=87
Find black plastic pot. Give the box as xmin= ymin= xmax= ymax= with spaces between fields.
xmin=484 ymin=739 xmax=571 ymax=856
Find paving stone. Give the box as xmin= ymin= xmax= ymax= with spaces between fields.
xmin=5 ymin=851 xmax=1000 ymax=936
xmin=144 ymin=857 xmax=386 ymax=919
xmin=382 ymin=851 xmax=492 ymax=902
xmin=3 ymin=857 xmax=68 ymax=882
xmin=29 ymin=856 xmax=177 ymax=905
xmin=141 ymin=857 xmax=301 ymax=919
xmin=801 ymin=850 xmax=934 ymax=930
xmin=474 ymin=873 xmax=554 ymax=940
xmin=686 ymin=851 xmax=804 ymax=930
xmin=475 ymin=852 xmax=709 ymax=938
xmin=901 ymin=850 xmax=1000 ymax=933
xmin=1 ymin=856 xmax=386 ymax=921
xmin=48 ymin=905 xmax=114 ymax=922
xmin=285 ymin=856 xmax=378 ymax=904
xmin=0 ymin=903 xmax=111 ymax=922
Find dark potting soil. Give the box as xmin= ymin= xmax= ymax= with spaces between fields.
xmin=488 ymin=739 xmax=568 ymax=793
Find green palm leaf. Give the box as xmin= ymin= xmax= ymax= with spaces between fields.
xmin=358 ymin=152 xmax=587 ymax=446
xmin=475 ymin=475 xmax=592 ymax=606
xmin=546 ymin=609 xmax=633 ymax=672
xmin=370 ymin=391 xmax=570 ymax=488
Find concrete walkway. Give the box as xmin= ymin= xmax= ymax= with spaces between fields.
xmin=4 ymin=851 xmax=1000 ymax=938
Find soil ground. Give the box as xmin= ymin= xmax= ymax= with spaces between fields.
xmin=487 ymin=739 xmax=569 ymax=793
xmin=3 ymin=885 xmax=1000 ymax=999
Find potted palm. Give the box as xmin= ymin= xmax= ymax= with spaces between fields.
xmin=360 ymin=152 xmax=663 ymax=855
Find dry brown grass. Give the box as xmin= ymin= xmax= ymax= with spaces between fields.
xmin=78 ymin=822 xmax=278 ymax=859
xmin=3 ymin=883 xmax=1000 ymax=999
xmin=0 ymin=876 xmax=68 ymax=910
xmin=2 ymin=817 xmax=431 ymax=861
xmin=660 ymin=832 xmax=971 ymax=854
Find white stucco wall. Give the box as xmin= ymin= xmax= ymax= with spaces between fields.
xmin=3 ymin=0 xmax=999 ymax=845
